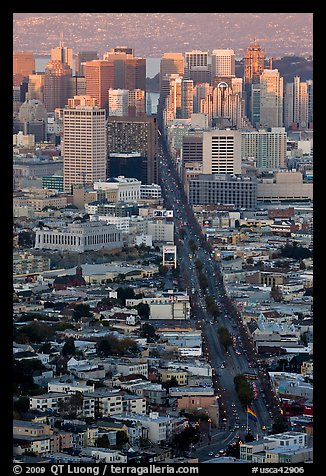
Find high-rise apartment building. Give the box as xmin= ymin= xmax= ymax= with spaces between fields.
xmin=85 ymin=60 xmax=115 ymax=110
xmin=211 ymin=49 xmax=235 ymax=79
xmin=259 ymin=69 xmax=283 ymax=129
xmin=75 ymin=51 xmax=99 ymax=76
xmin=202 ymin=129 xmax=242 ymax=175
xmin=241 ymin=127 xmax=287 ymax=170
xmin=43 ymin=60 xmax=72 ymax=112
xmin=107 ymin=116 xmax=157 ymax=184
xmin=63 ymin=98 xmax=107 ymax=192
xmin=51 ymin=39 xmax=73 ymax=70
xmin=13 ymin=51 xmax=35 ymax=77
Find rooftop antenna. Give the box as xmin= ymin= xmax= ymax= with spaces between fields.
xmin=60 ymin=31 xmax=64 ymax=48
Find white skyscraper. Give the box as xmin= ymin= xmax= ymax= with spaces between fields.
xmin=63 ymin=102 xmax=107 ymax=192
xmin=108 ymin=89 xmax=129 ymax=116
xmin=202 ymin=129 xmax=242 ymax=175
xmin=211 ymin=49 xmax=235 ymax=78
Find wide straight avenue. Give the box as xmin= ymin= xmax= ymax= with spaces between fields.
xmin=157 ymin=133 xmax=274 ymax=461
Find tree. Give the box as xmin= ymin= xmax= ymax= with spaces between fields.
xmin=270 ymin=285 xmax=283 ymax=302
xmin=172 ymin=426 xmax=200 ymax=452
xmin=13 ymin=359 xmax=46 ymax=395
xmin=13 ymin=396 xmax=30 ymax=414
xmin=270 ymin=414 xmax=289 ymax=434
xmin=16 ymin=322 xmax=55 ymax=343
xmin=163 ymin=376 xmax=179 ymax=389
xmin=136 ymin=303 xmax=150 ymax=319
xmin=96 ymin=434 xmax=111 ymax=448
xmin=218 ymin=326 xmax=232 ymax=352
xmin=116 ymin=430 xmax=129 ymax=448
xmin=189 ymin=239 xmax=198 ymax=254
xmin=198 ymin=272 xmax=208 ymax=291
xmin=62 ymin=337 xmax=76 ymax=356
xmin=195 ymin=259 xmax=203 ymax=272
xmin=280 ymin=242 xmax=312 ymax=260
xmin=116 ymin=287 xmax=136 ymax=305
xmin=69 ymin=392 xmax=84 ymax=417
xmin=140 ymin=323 xmax=157 ymax=341
xmin=299 ymin=260 xmax=306 ymax=270
xmin=233 ymin=374 xmax=254 ymax=406
xmin=246 ymin=257 xmax=254 ymax=265
xmin=72 ymin=303 xmax=92 ymax=321
xmin=244 ymin=432 xmax=256 ymax=442
xmin=158 ymin=264 xmax=169 ymax=276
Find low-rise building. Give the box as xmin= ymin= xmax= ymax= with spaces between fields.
xmin=34 ymin=220 xmax=122 ymax=252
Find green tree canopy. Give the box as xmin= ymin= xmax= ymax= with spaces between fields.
xmin=62 ymin=337 xmax=76 ymax=356
xmin=72 ymin=303 xmax=92 ymax=321
xmin=218 ymin=326 xmax=232 ymax=352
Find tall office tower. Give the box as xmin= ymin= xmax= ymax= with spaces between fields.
xmin=103 ymin=51 xmax=146 ymax=91
xmin=108 ymin=89 xmax=129 ymax=116
xmin=13 ymin=51 xmax=35 ymax=77
xmin=128 ymin=89 xmax=146 ymax=116
xmin=241 ymin=127 xmax=287 ymax=170
xmin=244 ymin=40 xmax=265 ymax=118
xmin=284 ymin=76 xmax=311 ymax=129
xmin=85 ymin=60 xmax=114 ymax=110
xmin=159 ymin=53 xmax=185 ymax=105
xmin=202 ymin=129 xmax=242 ymax=175
xmin=184 ymin=50 xmax=211 ymax=85
xmin=75 ymin=51 xmax=99 ymax=76
xmin=165 ymin=77 xmax=193 ymax=120
xmin=68 ymin=76 xmax=86 ymax=99
xmin=167 ymin=76 xmax=182 ymax=119
xmin=26 ymin=73 xmax=45 ymax=102
xmin=306 ymin=80 xmax=313 ymax=126
xmin=43 ymin=60 xmax=72 ymax=112
xmin=259 ymin=69 xmax=283 ymax=129
xmin=51 ymin=37 xmax=73 ymax=70
xmin=124 ymin=58 xmax=146 ymax=91
xmin=244 ymin=40 xmax=265 ymax=85
xmin=250 ymin=83 xmax=261 ymax=128
xmin=63 ymin=101 xmax=107 ymax=193
xmin=212 ymin=81 xmax=231 ymax=119
xmin=211 ymin=49 xmax=235 ymax=79
xmin=107 ymin=116 xmax=157 ymax=184
xmin=181 ymin=80 xmax=194 ymax=119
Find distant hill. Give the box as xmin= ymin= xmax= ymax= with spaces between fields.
xmin=13 ymin=13 xmax=312 ymax=58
